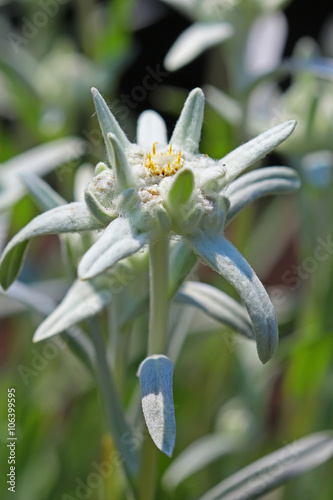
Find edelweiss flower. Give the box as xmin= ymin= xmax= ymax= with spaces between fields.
xmin=0 ymin=87 xmax=298 ymax=366
xmin=0 ymin=87 xmax=299 ymax=458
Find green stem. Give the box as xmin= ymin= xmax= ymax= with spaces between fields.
xmin=140 ymin=235 xmax=170 ymax=500
xmin=89 ymin=317 xmax=139 ymax=494
xmin=139 ymin=436 xmax=157 ymax=500
xmin=107 ymin=299 xmax=118 ymax=370
xmin=148 ymin=235 xmax=170 ymax=355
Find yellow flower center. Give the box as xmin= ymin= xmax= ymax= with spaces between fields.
xmin=144 ymin=143 xmax=183 ymax=176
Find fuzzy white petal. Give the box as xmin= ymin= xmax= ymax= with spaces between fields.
xmin=137 ymin=110 xmax=168 ymax=147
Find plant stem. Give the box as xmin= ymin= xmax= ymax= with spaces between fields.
xmin=139 ymin=436 xmax=157 ymax=500
xmin=140 ymin=235 xmax=170 ymax=500
xmin=89 ymin=317 xmax=139 ymax=494
xmin=148 ymin=235 xmax=170 ymax=355
xmin=107 ymin=298 xmax=118 ymax=370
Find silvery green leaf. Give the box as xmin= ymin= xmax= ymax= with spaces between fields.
xmin=0 ymin=281 xmax=56 ymax=316
xmin=197 ymin=431 xmax=333 ymax=500
xmin=175 ymin=281 xmax=253 ymax=340
xmin=163 ymin=434 xmax=239 ymax=491
xmin=108 ymin=133 xmax=136 ymax=190
xmin=164 ymin=22 xmax=234 ymax=72
xmin=78 ymin=217 xmax=149 ymax=280
xmin=137 ymin=110 xmax=168 ymax=147
xmin=0 ymin=202 xmax=104 ymax=290
xmin=20 ymin=173 xmax=67 ymax=211
xmin=170 ymin=88 xmax=205 ymax=153
xmin=91 ymin=87 xmax=130 ymax=151
xmin=138 ymin=355 xmax=176 ymax=457
xmin=219 ymin=121 xmax=296 ymax=187
xmin=33 ymin=277 xmax=113 ymax=342
xmin=225 ymin=167 xmax=301 ymax=224
xmin=0 ymin=137 xmax=86 ymax=180
xmin=35 ymin=253 xmax=149 ymax=342
xmin=186 ymin=234 xmax=278 ymax=363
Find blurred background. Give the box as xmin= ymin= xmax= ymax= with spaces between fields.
xmin=1 ymin=0 xmax=333 ymax=498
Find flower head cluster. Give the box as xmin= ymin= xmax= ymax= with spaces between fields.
xmin=84 ymin=88 xmax=229 ymax=242
xmin=0 ymin=87 xmax=299 ymax=367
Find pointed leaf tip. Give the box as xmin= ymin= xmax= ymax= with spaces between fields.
xmin=220 ymin=120 xmax=297 ymax=187
xmin=171 ymin=88 xmax=205 ymax=153
xmin=186 ymin=235 xmax=278 ymax=363
xmin=138 ymin=355 xmax=176 ymax=457
xmin=91 ymin=87 xmax=130 ymax=151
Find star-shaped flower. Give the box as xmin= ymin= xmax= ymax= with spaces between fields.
xmin=0 ymin=87 xmax=300 ymax=459
xmin=0 ymin=87 xmax=298 ymax=366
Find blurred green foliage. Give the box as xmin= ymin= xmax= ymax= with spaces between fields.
xmin=0 ymin=0 xmax=333 ymax=499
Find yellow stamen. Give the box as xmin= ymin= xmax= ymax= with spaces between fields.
xmin=177 ymin=151 xmax=181 ymax=164
xmin=144 ymin=142 xmax=184 ymax=176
